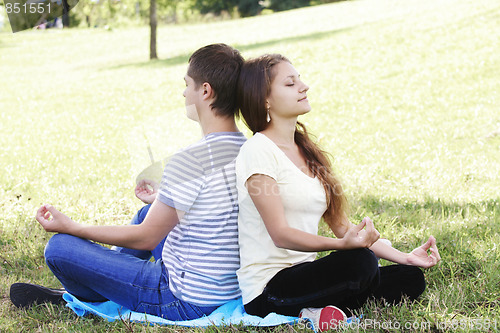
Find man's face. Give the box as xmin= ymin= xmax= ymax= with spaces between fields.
xmin=183 ymin=68 xmax=201 ymax=122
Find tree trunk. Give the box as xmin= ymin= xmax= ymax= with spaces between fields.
xmin=149 ymin=0 xmax=158 ymax=59
xmin=62 ymin=0 xmax=70 ymax=27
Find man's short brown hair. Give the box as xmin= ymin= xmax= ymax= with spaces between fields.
xmin=188 ymin=44 xmax=244 ymax=118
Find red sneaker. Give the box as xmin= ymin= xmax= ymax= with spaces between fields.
xmin=299 ymin=305 xmax=347 ymax=331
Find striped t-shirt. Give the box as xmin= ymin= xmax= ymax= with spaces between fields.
xmin=157 ymin=131 xmax=246 ymax=306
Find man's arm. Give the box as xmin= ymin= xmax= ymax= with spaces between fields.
xmin=36 ymin=199 xmax=183 ymax=251
xmin=135 ymin=179 xmax=159 ymax=204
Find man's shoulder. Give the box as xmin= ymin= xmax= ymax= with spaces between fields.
xmin=166 ymin=132 xmax=246 ymax=177
xmin=184 ymin=132 xmax=246 ymax=159
xmin=183 ymin=131 xmax=245 ymax=151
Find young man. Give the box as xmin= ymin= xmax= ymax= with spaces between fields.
xmin=10 ymin=44 xmax=246 ymax=321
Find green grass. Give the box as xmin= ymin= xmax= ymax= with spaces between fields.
xmin=1 ymin=0 xmax=499 ymax=331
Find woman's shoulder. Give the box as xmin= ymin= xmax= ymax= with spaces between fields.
xmin=236 ymin=133 xmax=281 ymax=178
xmin=241 ymin=132 xmax=273 ymax=150
xmin=238 ymin=133 xmax=279 ymax=161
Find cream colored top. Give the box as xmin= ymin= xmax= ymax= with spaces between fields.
xmin=235 ymin=133 xmax=328 ymax=304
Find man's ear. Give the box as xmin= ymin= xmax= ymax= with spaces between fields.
xmin=201 ymin=82 xmax=214 ymax=101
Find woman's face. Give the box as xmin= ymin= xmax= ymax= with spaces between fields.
xmin=267 ymin=61 xmax=310 ymax=120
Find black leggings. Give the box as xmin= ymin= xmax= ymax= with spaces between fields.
xmin=245 ymin=248 xmax=426 ymax=317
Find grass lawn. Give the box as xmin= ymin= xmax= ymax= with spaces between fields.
xmin=1 ymin=0 xmax=499 ymax=331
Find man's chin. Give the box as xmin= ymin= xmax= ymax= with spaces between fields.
xmin=186 ymin=104 xmax=200 ymax=122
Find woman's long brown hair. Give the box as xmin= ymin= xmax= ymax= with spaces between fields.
xmin=237 ymin=54 xmax=348 ymax=231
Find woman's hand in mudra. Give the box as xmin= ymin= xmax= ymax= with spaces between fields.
xmin=406 ymin=236 xmax=441 ymax=268
xmin=342 ymin=217 xmax=380 ymax=249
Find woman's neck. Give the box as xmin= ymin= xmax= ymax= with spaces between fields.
xmin=261 ymin=117 xmax=297 ymax=148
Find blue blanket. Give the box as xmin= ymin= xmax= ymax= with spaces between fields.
xmin=63 ymin=293 xmax=304 ymax=329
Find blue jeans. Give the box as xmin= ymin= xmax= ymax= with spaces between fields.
xmin=44 ymin=205 xmax=218 ymax=320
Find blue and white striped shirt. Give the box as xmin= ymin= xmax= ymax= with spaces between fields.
xmin=157 ymin=131 xmax=246 ymax=306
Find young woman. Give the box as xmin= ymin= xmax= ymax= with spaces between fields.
xmin=235 ymin=54 xmax=440 ymax=330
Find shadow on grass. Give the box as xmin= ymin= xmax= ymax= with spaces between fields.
xmin=351 ymin=195 xmax=500 ymax=221
xmin=351 ymin=195 xmax=500 ymax=280
xmin=104 ymin=26 xmax=356 ymax=71
xmin=342 ymin=196 xmax=500 ymax=313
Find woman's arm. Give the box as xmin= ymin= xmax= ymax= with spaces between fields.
xmin=370 ymin=236 xmax=441 ymax=268
xmin=324 ymin=204 xmax=441 ymax=268
xmin=35 ymin=199 xmax=183 ymax=251
xmin=246 ymin=174 xmax=379 ymax=252
xmin=330 ymin=216 xmax=441 ymax=268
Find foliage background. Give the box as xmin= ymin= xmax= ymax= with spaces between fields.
xmin=1 ymin=0 xmax=347 ymax=30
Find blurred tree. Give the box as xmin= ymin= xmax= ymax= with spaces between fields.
xmin=193 ymin=0 xmax=237 ymax=15
xmin=268 ymin=0 xmax=309 ymax=12
xmin=72 ymin=0 xmax=121 ymax=28
xmin=312 ymin=0 xmax=346 ymax=3
xmin=237 ymin=0 xmax=261 ymax=17
xmin=193 ymin=0 xmax=262 ymax=17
